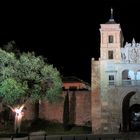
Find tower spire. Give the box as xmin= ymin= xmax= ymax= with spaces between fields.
xmin=132 ymin=38 xmax=135 ymax=44
xmin=109 ymin=8 xmax=115 ymax=22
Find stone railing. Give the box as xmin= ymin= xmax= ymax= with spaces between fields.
xmin=122 ymin=80 xmax=140 ymax=86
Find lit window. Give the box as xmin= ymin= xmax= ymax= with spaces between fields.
xmin=108 ymin=50 xmax=113 ymax=59
xmin=108 ymin=35 xmax=113 ymax=43
xmin=109 ymin=75 xmax=115 ymax=85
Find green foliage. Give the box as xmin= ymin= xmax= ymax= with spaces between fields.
xmin=0 ymin=45 xmax=62 ymax=107
xmin=0 ymin=78 xmax=28 ymax=105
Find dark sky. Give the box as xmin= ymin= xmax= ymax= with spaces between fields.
xmin=0 ymin=1 xmax=140 ymax=83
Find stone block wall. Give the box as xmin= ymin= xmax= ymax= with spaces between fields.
xmin=23 ymin=91 xmax=91 ymax=126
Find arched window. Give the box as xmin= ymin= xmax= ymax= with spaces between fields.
xmin=122 ymin=70 xmax=135 ymax=86
xmin=136 ymin=70 xmax=140 ymax=80
xmin=128 ymin=70 xmax=135 ymax=80
xmin=122 ymin=70 xmax=129 ymax=80
xmin=122 ymin=70 xmax=135 ymax=80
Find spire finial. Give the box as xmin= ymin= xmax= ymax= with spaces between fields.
xmin=109 ymin=8 xmax=114 ymax=22
xmin=132 ymin=38 xmax=136 ymax=44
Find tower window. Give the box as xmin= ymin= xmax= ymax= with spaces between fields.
xmin=108 ymin=50 xmax=113 ymax=59
xmin=108 ymin=35 xmax=113 ymax=43
xmin=109 ymin=75 xmax=115 ymax=85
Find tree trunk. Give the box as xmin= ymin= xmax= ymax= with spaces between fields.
xmin=15 ymin=112 xmax=22 ymax=134
xmin=7 ymin=105 xmax=24 ymax=134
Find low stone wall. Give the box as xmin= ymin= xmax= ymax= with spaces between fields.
xmin=0 ymin=91 xmax=91 ymax=127
xmin=39 ymin=91 xmax=91 ymax=126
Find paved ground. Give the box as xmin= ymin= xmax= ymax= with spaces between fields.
xmin=1 ymin=132 xmax=140 ymax=140
xmin=86 ymin=133 xmax=140 ymax=140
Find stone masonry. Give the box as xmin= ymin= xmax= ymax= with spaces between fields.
xmin=91 ymin=9 xmax=140 ymax=134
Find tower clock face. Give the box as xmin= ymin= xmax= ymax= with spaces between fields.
xmin=130 ymin=48 xmax=137 ymax=61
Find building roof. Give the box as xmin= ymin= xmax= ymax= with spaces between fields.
xmin=62 ymin=76 xmax=91 ymax=91
xmin=62 ymin=76 xmax=84 ymax=83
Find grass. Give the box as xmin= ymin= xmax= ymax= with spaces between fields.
xmin=26 ymin=118 xmax=91 ymax=135
xmin=46 ymin=125 xmax=91 ymax=135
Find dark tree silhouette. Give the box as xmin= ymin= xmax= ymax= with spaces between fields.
xmin=69 ymin=91 xmax=76 ymax=126
xmin=63 ymin=92 xmax=70 ymax=130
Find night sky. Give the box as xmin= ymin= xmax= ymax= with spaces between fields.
xmin=0 ymin=0 xmax=140 ymax=83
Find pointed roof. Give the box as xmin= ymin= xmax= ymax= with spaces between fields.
xmin=106 ymin=8 xmax=116 ymax=24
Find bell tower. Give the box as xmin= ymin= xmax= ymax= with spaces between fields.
xmin=100 ymin=8 xmax=123 ymax=62
xmin=91 ymin=9 xmax=124 ymax=134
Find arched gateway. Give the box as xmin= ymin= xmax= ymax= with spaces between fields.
xmin=91 ymin=9 xmax=140 ymax=134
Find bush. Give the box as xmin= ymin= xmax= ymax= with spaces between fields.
xmin=0 ymin=133 xmax=28 ymax=138
xmin=0 ymin=118 xmax=92 ymax=135
xmin=29 ymin=118 xmax=49 ymax=132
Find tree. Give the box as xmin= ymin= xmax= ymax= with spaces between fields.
xmin=69 ymin=91 xmax=76 ymax=126
xmin=63 ymin=92 xmax=70 ymax=130
xmin=0 ymin=48 xmax=62 ymax=133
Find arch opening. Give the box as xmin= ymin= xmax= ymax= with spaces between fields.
xmin=129 ymin=104 xmax=140 ymax=131
xmin=122 ymin=91 xmax=135 ymax=132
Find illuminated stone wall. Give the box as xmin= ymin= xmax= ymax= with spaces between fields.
xmin=23 ymin=91 xmax=91 ymax=126
xmin=91 ymin=18 xmax=140 ymax=134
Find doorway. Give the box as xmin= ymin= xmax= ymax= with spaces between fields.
xmin=122 ymin=92 xmax=135 ymax=131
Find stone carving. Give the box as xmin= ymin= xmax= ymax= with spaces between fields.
xmin=121 ymin=39 xmax=140 ymax=63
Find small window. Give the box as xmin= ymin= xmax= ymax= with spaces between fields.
xmin=109 ymin=75 xmax=114 ymax=85
xmin=109 ymin=75 xmax=114 ymax=80
xmin=108 ymin=35 xmax=113 ymax=43
xmin=108 ymin=50 xmax=113 ymax=59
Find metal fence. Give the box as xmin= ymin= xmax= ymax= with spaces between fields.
xmin=0 ymin=133 xmax=140 ymax=140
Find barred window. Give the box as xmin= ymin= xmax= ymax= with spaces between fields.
xmin=108 ymin=50 xmax=113 ymax=59
xmin=109 ymin=75 xmax=114 ymax=85
xmin=108 ymin=35 xmax=113 ymax=43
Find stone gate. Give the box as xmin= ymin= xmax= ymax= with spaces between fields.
xmin=91 ymin=9 xmax=140 ymax=134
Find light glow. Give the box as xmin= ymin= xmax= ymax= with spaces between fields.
xmin=13 ymin=105 xmax=25 ymax=133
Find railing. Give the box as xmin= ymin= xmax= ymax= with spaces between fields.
xmin=109 ymin=80 xmax=115 ymax=85
xmin=122 ymin=80 xmax=140 ymax=86
xmin=1 ymin=133 xmax=140 ymax=140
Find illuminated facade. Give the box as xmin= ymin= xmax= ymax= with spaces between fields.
xmin=91 ymin=9 xmax=140 ymax=134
